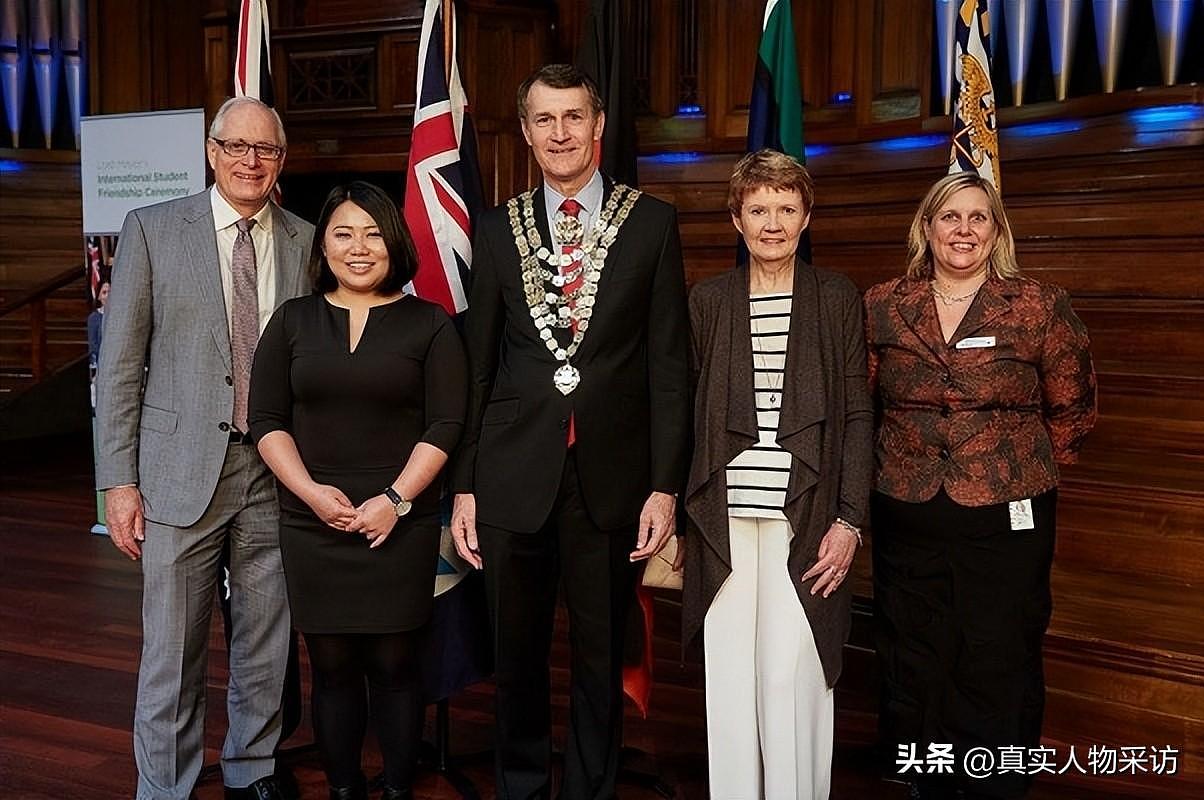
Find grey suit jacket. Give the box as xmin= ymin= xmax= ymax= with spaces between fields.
xmin=95 ymin=189 xmax=313 ymax=527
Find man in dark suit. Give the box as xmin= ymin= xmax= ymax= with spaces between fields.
xmin=95 ymin=97 xmax=312 ymax=800
xmin=449 ymin=63 xmax=690 ymax=800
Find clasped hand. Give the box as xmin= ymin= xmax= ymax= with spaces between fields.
xmin=306 ymin=483 xmax=396 ymax=549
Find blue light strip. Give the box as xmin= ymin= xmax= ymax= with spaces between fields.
xmin=1128 ymin=104 xmax=1203 ymax=127
xmin=1009 ymin=120 xmax=1082 ymax=137
xmin=645 ymin=151 xmax=703 ymax=164
xmin=871 ymin=134 xmax=947 ymax=152
xmin=0 ymin=159 xmax=23 ymax=173
xmin=640 ymin=104 xmax=1199 ymax=164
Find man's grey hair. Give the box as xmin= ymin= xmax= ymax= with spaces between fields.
xmin=208 ymin=96 xmax=287 ymax=147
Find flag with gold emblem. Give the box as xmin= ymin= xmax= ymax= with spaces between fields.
xmin=949 ymin=0 xmax=1000 ymax=188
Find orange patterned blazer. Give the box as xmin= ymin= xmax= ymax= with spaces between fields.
xmin=864 ymin=275 xmax=1097 ymax=507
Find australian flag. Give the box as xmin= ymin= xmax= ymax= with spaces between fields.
xmin=404 ymin=0 xmax=491 ymax=701
xmin=404 ymin=0 xmax=484 ymax=316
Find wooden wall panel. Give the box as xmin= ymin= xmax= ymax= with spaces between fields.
xmin=276 ymin=0 xmax=419 ymax=28
xmin=873 ymin=0 xmax=928 ymax=96
xmin=203 ymin=11 xmax=234 ymax=120
xmin=460 ymin=5 xmax=550 ymax=202
xmin=702 ymin=0 xmax=761 ymax=143
xmin=1057 ymin=483 xmax=1204 ymax=583
xmin=1075 ymin=300 xmax=1204 ymax=377
xmin=384 ymin=33 xmax=420 ymax=112
xmin=88 ymin=0 xmax=150 ymax=113
xmin=826 ymin=2 xmax=857 ymax=105
xmin=88 ymin=0 xmax=224 ymax=116
xmin=0 ymin=153 xmax=82 ymax=287
xmin=260 ymin=0 xmax=550 ymax=205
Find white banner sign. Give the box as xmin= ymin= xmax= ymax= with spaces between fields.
xmin=80 ymin=109 xmax=207 ymax=234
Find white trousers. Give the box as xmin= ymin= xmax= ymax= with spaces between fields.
xmin=704 ymin=516 xmax=834 ymax=800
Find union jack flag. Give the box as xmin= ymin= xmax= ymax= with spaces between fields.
xmin=234 ymin=0 xmax=274 ymax=104
xmin=86 ymin=238 xmax=102 ymax=299
xmin=404 ymin=0 xmax=484 ymax=315
xmin=234 ymin=0 xmax=281 ymax=204
xmin=406 ymin=0 xmax=491 ymax=704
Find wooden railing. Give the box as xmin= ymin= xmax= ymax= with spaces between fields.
xmin=0 ymin=265 xmax=86 ymax=383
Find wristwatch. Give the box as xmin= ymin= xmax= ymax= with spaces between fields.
xmin=382 ymin=486 xmax=412 ymax=518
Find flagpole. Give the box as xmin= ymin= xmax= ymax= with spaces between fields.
xmin=442 ymin=0 xmax=454 ymax=83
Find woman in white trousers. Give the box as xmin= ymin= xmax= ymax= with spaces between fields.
xmin=681 ymin=150 xmax=873 ymax=799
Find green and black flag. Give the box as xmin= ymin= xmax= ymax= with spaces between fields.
xmin=748 ymin=0 xmax=804 ymax=159
xmin=746 ymin=0 xmax=809 ymax=261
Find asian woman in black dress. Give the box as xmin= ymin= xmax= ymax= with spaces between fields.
xmin=249 ymin=181 xmax=467 ymax=800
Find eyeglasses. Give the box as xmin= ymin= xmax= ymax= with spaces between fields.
xmin=210 ymin=138 xmax=285 ymax=161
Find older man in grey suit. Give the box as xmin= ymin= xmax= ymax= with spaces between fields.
xmin=95 ymin=96 xmax=313 ymax=800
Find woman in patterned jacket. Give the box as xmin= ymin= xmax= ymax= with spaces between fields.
xmin=864 ymin=172 xmax=1097 ymax=800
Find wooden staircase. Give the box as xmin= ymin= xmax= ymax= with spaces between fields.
xmin=0 ymin=274 xmax=91 ymax=400
xmin=0 ymin=149 xmax=91 ymax=430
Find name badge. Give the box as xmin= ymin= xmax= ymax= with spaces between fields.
xmin=1009 ymin=499 xmax=1035 ymax=531
xmin=955 ymin=336 xmax=996 ymax=350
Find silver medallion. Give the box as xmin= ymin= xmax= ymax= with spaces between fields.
xmin=554 ymin=363 xmax=581 ymax=395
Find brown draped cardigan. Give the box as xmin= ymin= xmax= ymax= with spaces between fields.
xmin=682 ymin=259 xmax=873 ymax=687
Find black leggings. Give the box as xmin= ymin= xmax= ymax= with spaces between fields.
xmin=303 ymin=630 xmax=425 ymax=790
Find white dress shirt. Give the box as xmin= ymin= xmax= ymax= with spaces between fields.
xmin=211 ymin=185 xmax=278 ymax=336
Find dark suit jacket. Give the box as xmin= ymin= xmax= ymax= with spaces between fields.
xmin=864 ymin=275 xmax=1096 ymax=507
xmin=683 ymin=260 xmax=873 ymax=688
xmin=450 ymin=180 xmax=690 ymax=533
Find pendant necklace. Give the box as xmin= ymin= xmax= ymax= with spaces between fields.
xmin=751 ymin=299 xmax=786 ymax=408
xmin=754 ymin=347 xmax=785 ymax=409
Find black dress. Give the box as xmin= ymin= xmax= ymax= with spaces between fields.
xmin=248 ymin=293 xmax=466 ymax=633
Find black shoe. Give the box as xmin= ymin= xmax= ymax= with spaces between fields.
xmin=380 ymin=788 xmax=412 ymax=800
xmin=329 ymin=772 xmax=368 ymax=800
xmin=224 ymin=776 xmax=286 ymax=800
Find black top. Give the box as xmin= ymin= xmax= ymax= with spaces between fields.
xmin=248 ymin=292 xmax=467 ymax=514
xmin=247 ymin=292 xmax=466 ymax=633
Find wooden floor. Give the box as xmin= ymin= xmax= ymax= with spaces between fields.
xmin=0 ymin=433 xmax=1181 ymax=799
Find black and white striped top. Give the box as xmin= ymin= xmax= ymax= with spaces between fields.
xmin=727 ymin=293 xmax=793 ymax=519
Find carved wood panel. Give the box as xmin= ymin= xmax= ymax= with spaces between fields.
xmin=286 ymin=47 xmax=377 ymax=109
